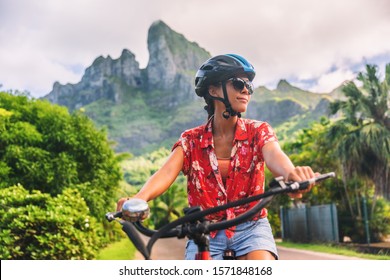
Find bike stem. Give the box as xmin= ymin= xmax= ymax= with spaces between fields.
xmin=193 ymin=234 xmax=211 ymax=260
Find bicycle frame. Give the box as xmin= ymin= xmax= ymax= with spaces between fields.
xmin=106 ymin=172 xmax=335 ymax=260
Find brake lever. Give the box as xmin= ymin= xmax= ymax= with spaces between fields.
xmin=105 ymin=211 xmax=122 ymax=222
xmin=269 ymin=172 xmax=336 ymax=192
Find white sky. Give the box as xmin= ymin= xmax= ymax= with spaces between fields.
xmin=1 ymin=0 xmax=390 ymax=98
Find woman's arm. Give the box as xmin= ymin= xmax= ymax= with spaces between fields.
xmin=262 ymin=141 xmax=295 ymax=180
xmin=262 ymin=141 xmax=317 ymax=198
xmin=116 ymin=146 xmax=184 ymax=210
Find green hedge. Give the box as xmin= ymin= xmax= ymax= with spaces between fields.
xmin=0 ymin=185 xmax=104 ymax=259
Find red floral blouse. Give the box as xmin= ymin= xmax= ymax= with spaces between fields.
xmin=172 ymin=117 xmax=278 ymax=238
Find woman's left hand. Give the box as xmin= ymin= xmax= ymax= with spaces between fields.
xmin=286 ymin=166 xmax=319 ymax=199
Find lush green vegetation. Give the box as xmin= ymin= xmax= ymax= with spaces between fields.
xmin=83 ymin=81 xmax=207 ymax=155
xmin=80 ymin=74 xmax=332 ymax=156
xmin=329 ymin=64 xmax=390 ymax=201
xmin=0 ymin=91 xmax=124 ymax=259
xmin=326 ymin=64 xmax=390 ymax=242
xmin=1 ymin=62 xmax=388 ymax=260
xmin=249 ymin=81 xmax=333 ymax=142
xmin=0 ymin=186 xmax=103 ymax=259
xmin=279 ymin=63 xmax=390 ymax=243
xmin=280 ymin=118 xmax=390 ymax=242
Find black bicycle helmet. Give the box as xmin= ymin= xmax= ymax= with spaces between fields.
xmin=195 ymin=54 xmax=255 ymax=97
xmin=195 ymin=54 xmax=256 ymax=119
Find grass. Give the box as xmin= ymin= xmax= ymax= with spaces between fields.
xmin=276 ymin=241 xmax=390 ymax=260
xmin=96 ymin=238 xmax=136 ymax=260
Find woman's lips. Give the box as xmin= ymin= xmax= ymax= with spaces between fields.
xmin=237 ymin=97 xmax=248 ymax=103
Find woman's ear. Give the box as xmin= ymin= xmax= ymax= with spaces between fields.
xmin=208 ymin=85 xmax=220 ymax=97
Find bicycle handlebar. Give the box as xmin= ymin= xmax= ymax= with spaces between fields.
xmin=106 ymin=172 xmax=335 ymax=260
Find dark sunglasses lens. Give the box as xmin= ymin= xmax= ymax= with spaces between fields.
xmin=232 ymin=79 xmax=254 ymax=95
xmin=232 ymin=80 xmax=245 ymax=91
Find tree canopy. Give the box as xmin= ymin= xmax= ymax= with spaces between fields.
xmin=0 ymin=91 xmax=123 ymax=259
xmin=329 ymin=64 xmax=390 ymax=200
xmin=0 ymin=92 xmax=122 ymax=218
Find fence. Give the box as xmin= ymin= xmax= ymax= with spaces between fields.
xmin=280 ymin=203 xmax=339 ymax=243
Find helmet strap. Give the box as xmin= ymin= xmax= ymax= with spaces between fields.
xmin=205 ymin=82 xmax=241 ymax=119
xmin=221 ymin=82 xmax=240 ymax=119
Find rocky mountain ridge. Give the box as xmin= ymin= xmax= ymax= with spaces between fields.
xmin=44 ymin=20 xmax=210 ymax=111
xmin=43 ymin=20 xmax=337 ymax=154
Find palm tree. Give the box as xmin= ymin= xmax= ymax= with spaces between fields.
xmin=328 ymin=63 xmax=390 ymax=203
xmin=150 ymin=183 xmax=188 ymax=229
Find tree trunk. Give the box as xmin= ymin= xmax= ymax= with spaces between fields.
xmin=342 ymin=166 xmax=355 ymax=218
xmin=373 ymin=164 xmax=390 ymax=201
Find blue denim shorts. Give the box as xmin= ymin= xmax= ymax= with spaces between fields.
xmin=185 ymin=217 xmax=279 ymax=260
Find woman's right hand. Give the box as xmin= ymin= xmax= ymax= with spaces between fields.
xmin=116 ymin=197 xmax=129 ymax=212
xmin=117 ymin=197 xmax=150 ymax=222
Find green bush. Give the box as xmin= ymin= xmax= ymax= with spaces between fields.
xmin=369 ymin=198 xmax=390 ymax=241
xmin=0 ymin=185 xmax=104 ymax=259
xmin=0 ymin=91 xmax=122 ymax=220
xmin=339 ymin=196 xmax=390 ymax=243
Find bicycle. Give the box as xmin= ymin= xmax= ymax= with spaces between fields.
xmin=105 ymin=172 xmax=336 ymax=260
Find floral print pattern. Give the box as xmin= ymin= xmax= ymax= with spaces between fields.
xmin=172 ymin=117 xmax=278 ymax=238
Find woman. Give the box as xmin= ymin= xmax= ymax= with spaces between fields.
xmin=117 ymin=54 xmax=318 ymax=260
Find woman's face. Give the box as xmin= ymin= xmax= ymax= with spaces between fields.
xmin=209 ymin=74 xmax=253 ymax=114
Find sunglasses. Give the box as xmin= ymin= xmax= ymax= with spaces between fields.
xmin=227 ymin=78 xmax=254 ymax=95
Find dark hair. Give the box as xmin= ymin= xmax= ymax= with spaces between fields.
xmin=204 ymin=95 xmax=215 ymax=120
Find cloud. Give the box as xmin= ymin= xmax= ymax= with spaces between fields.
xmin=161 ymin=0 xmax=390 ymax=90
xmin=308 ymin=68 xmax=357 ymax=93
xmin=1 ymin=0 xmax=390 ymax=97
xmin=0 ymin=44 xmax=81 ymax=95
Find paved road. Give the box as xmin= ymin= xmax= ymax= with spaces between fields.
xmin=276 ymin=246 xmax=364 ymax=260
xmin=135 ymin=237 xmax=365 ymax=260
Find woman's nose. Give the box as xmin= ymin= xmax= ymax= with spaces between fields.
xmin=240 ymin=86 xmax=250 ymax=95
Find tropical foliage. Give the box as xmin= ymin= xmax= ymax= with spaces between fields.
xmin=150 ymin=183 xmax=187 ymax=229
xmin=1 ymin=62 xmax=389 ymax=260
xmin=328 ymin=64 xmax=390 ymax=200
xmin=0 ymin=91 xmax=122 ymax=219
xmin=326 ymin=63 xmax=390 ymax=242
xmin=282 ymin=117 xmax=341 ymax=205
xmin=0 ymin=185 xmax=103 ymax=259
xmin=121 ymin=147 xmax=188 ymax=229
xmin=0 ymin=91 xmax=123 ymax=259
xmin=279 ymin=64 xmax=390 ymax=242
xmin=282 ymin=117 xmax=390 ymax=242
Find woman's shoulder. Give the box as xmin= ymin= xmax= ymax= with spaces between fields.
xmin=180 ymin=123 xmax=207 ymax=138
xmin=241 ymin=118 xmax=278 ymax=143
xmin=241 ymin=118 xmax=272 ymax=130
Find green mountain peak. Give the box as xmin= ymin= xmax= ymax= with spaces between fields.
xmin=43 ymin=21 xmax=337 ymax=154
xmin=276 ymin=79 xmax=296 ymax=92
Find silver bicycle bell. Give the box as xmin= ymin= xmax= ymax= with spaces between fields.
xmin=122 ymin=198 xmax=150 ymax=222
